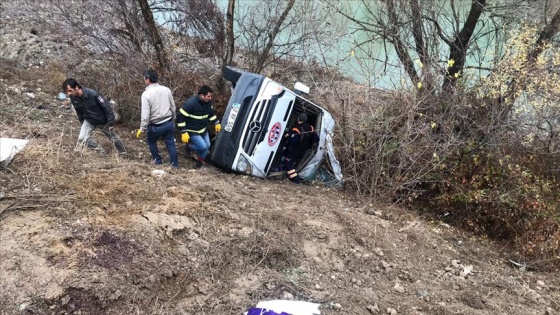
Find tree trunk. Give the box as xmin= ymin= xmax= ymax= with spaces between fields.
xmin=218 ymin=0 xmax=236 ymax=92
xmin=253 ymin=0 xmax=295 ymax=74
xmin=529 ymin=8 xmax=560 ymax=62
xmin=137 ymin=0 xmax=169 ymax=74
xmin=410 ymin=0 xmax=434 ymax=91
xmin=442 ymin=0 xmax=486 ymax=92
xmin=385 ymin=0 xmax=420 ymax=86
xmin=224 ymin=0 xmax=236 ymax=67
xmin=410 ymin=0 xmax=427 ymax=66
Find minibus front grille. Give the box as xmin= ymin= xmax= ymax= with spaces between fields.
xmin=264 ymin=151 xmax=274 ymax=173
xmin=242 ymin=99 xmax=271 ymax=155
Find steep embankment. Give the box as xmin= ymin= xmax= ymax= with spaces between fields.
xmin=1 ymin=1 xmax=560 ymax=315
xmin=1 ymin=54 xmax=559 ymax=315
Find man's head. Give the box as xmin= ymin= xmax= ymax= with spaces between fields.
xmin=62 ymin=78 xmax=83 ymax=97
xmin=197 ymin=85 xmax=213 ymax=103
xmin=143 ymin=70 xmax=158 ymax=85
xmin=297 ymin=112 xmax=308 ymax=123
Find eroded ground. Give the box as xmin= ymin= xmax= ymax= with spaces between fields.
xmin=1 ymin=78 xmax=559 ymax=315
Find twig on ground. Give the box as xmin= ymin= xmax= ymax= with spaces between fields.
xmin=0 ymin=204 xmax=41 ymax=220
xmin=248 ymin=246 xmax=270 ymax=278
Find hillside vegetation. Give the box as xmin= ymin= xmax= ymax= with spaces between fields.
xmin=1 ymin=59 xmax=559 ymax=314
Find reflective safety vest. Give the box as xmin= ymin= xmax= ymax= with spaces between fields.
xmin=176 ymin=95 xmax=219 ymax=134
xmin=286 ymin=123 xmax=315 ymax=159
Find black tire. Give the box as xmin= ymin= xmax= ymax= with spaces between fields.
xmin=222 ymin=66 xmax=244 ymax=84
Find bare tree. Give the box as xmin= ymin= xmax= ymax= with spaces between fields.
xmin=137 ymin=0 xmax=169 ymax=73
xmin=40 ymin=0 xmax=146 ymax=57
xmin=29 ymin=0 xmax=228 ymax=120
xmin=322 ymin=0 xmax=495 ymax=92
xmin=162 ymin=0 xmax=225 ymax=62
xmin=230 ymin=0 xmax=349 ymax=80
xmin=35 ymin=0 xmax=226 ymax=71
xmin=251 ymin=0 xmax=295 ymax=73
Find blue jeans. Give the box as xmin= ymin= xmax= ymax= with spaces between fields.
xmin=147 ymin=120 xmax=178 ymax=167
xmin=189 ymin=132 xmax=211 ymax=159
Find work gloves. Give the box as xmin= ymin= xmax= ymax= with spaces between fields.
xmin=136 ymin=129 xmax=143 ymax=138
xmin=181 ymin=132 xmax=190 ymax=143
xmin=215 ymin=123 xmax=222 ymax=133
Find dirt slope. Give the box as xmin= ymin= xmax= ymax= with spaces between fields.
xmin=1 ymin=63 xmax=559 ymax=315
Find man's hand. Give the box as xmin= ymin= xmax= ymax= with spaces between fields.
xmin=136 ymin=129 xmax=143 ymax=138
xmin=103 ymin=125 xmax=114 ymax=132
xmin=181 ymin=132 xmax=190 ymax=143
xmin=215 ymin=123 xmax=222 ymax=133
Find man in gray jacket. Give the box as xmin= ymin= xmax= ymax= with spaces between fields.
xmin=62 ymin=78 xmax=127 ymax=155
xmin=136 ymin=70 xmax=178 ymax=168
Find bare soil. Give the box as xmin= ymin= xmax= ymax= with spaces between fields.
xmin=1 ymin=64 xmax=560 ymax=315
xmin=1 ymin=2 xmax=560 ymax=314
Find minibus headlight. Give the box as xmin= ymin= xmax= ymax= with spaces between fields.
xmin=236 ymin=154 xmax=252 ymax=174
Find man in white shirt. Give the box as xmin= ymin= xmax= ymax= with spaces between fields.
xmin=136 ymin=70 xmax=178 ymax=168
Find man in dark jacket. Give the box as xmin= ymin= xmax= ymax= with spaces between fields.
xmin=283 ymin=112 xmax=319 ymax=184
xmin=62 ymin=78 xmax=127 ymax=155
xmin=176 ymin=85 xmax=221 ymax=168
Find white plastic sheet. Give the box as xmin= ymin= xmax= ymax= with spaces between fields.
xmin=247 ymin=300 xmax=321 ymax=315
xmin=0 ymin=138 xmax=29 ymax=166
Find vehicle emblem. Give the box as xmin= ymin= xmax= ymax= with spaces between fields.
xmin=268 ymin=122 xmax=282 ymax=147
xmin=249 ymin=121 xmax=261 ymax=133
